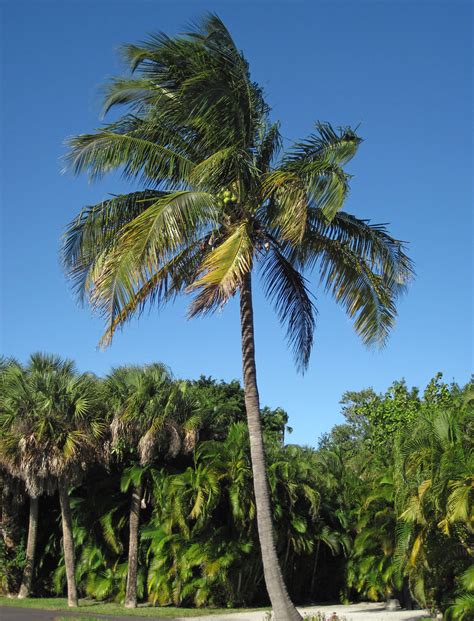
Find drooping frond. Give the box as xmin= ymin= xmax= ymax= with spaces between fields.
xmin=287 ymin=211 xmax=413 ymax=346
xmin=98 ymin=242 xmax=204 ymax=348
xmin=62 ymin=190 xmax=164 ymax=301
xmin=63 ymin=190 xmax=216 ymax=346
xmin=260 ymin=246 xmax=316 ymax=371
xmin=188 ymin=223 xmax=253 ymax=316
xmin=113 ymin=190 xmax=215 ymax=263
xmin=307 ymin=210 xmax=414 ymax=289
xmin=318 ymin=238 xmax=400 ymax=346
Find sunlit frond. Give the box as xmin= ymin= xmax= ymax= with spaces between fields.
xmin=188 ymin=223 xmax=253 ymax=316
xmin=62 ymin=190 xmax=164 ymax=301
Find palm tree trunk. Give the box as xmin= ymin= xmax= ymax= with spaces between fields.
xmin=124 ymin=482 xmax=142 ymax=608
xmin=18 ymin=496 xmax=39 ymax=599
xmin=1 ymin=479 xmax=19 ymax=551
xmin=58 ymin=483 xmax=78 ymax=607
xmin=240 ymin=272 xmax=302 ymax=621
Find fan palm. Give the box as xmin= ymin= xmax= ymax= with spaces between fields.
xmin=106 ymin=363 xmax=197 ymax=608
xmin=0 ymin=358 xmax=32 ymax=597
xmin=0 ymin=353 xmax=104 ymax=606
xmin=0 ymin=356 xmax=50 ymax=599
xmin=62 ymin=14 xmax=413 ymax=619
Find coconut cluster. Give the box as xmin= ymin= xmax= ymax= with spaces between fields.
xmin=215 ymin=188 xmax=238 ymax=208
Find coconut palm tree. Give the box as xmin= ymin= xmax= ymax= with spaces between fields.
xmin=0 ymin=353 xmax=104 ymax=606
xmin=62 ymin=14 xmax=413 ymax=620
xmin=106 ymin=364 xmax=197 ymax=608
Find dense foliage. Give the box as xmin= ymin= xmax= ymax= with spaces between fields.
xmin=0 ymin=358 xmax=471 ymax=618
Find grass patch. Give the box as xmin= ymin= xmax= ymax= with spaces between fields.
xmin=0 ymin=597 xmax=266 ymax=617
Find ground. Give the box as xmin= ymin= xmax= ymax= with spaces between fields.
xmin=0 ymin=600 xmax=433 ymax=621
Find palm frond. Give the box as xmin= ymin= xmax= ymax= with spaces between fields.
xmin=98 ymin=242 xmax=204 ymax=348
xmin=265 ymin=123 xmax=361 ymax=223
xmin=62 ymin=190 xmax=164 ymax=302
xmin=64 ymin=120 xmax=195 ymax=187
xmin=261 ymin=246 xmax=316 ymax=371
xmin=68 ymin=191 xmax=214 ymax=345
xmin=293 ymin=214 xmax=412 ymax=346
xmin=188 ymin=223 xmax=254 ymax=316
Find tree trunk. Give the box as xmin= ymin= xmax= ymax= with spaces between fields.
xmin=58 ymin=483 xmax=78 ymax=607
xmin=1 ymin=479 xmax=19 ymax=551
xmin=240 ymin=273 xmax=302 ymax=621
xmin=124 ymin=482 xmax=142 ymax=608
xmin=18 ymin=496 xmax=39 ymax=599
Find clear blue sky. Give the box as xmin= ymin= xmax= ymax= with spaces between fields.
xmin=1 ymin=1 xmax=472 ymax=445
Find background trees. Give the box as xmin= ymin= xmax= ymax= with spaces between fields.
xmin=1 ymin=359 xmax=471 ymax=618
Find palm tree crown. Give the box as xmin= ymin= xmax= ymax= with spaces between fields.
xmin=62 ymin=14 xmax=413 ymax=370
xmin=106 ymin=363 xmax=197 ymax=464
xmin=0 ymin=353 xmax=104 ymax=497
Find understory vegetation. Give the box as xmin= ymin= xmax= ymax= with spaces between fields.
xmin=0 ymin=358 xmax=472 ymax=619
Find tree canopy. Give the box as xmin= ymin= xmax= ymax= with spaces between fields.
xmin=1 ymin=362 xmax=472 ymax=618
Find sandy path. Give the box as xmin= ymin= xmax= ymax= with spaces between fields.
xmin=185 ymin=603 xmax=431 ymax=621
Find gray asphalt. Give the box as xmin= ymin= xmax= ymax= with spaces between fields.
xmin=0 ymin=607 xmax=175 ymax=621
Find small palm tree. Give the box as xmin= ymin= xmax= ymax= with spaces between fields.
xmin=106 ymin=364 xmax=196 ymax=608
xmin=62 ymin=15 xmax=413 ymax=620
xmin=395 ymin=404 xmax=473 ymax=607
xmin=446 ymin=566 xmax=474 ymax=621
xmin=0 ymin=353 xmax=104 ymax=606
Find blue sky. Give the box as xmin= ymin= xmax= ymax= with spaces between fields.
xmin=1 ymin=1 xmax=472 ymax=445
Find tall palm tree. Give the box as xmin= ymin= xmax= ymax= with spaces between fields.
xmin=106 ymin=364 xmax=196 ymax=608
xmin=62 ymin=15 xmax=413 ymax=620
xmin=0 ymin=353 xmax=104 ymax=606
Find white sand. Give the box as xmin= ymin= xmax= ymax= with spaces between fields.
xmin=183 ymin=603 xmax=431 ymax=621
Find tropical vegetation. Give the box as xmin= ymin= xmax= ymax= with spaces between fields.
xmin=1 ymin=361 xmax=472 ymax=620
